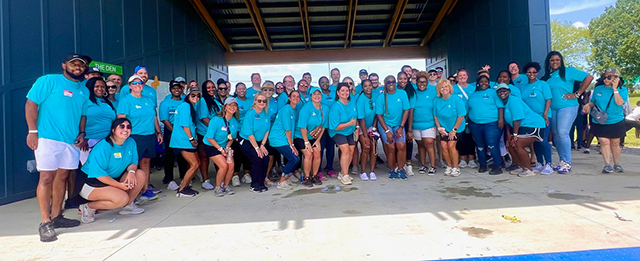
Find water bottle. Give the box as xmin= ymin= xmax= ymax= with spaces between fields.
xmin=226 ymin=148 xmax=233 ymax=163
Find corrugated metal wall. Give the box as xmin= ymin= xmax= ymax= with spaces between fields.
xmin=0 ymin=0 xmax=227 ymax=205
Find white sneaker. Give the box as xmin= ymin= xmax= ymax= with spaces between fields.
xmin=167 ymin=181 xmax=179 ymax=191
xmin=467 ymin=161 xmax=477 ymax=168
xmin=404 ymin=164 xmax=415 ymax=176
xmin=231 ymin=175 xmax=241 ymax=187
xmin=369 ymin=172 xmax=377 ymax=181
xmin=119 ymin=203 xmax=145 ymax=215
xmin=79 ymin=203 xmax=96 ymax=223
xmin=360 ymin=172 xmax=369 ymax=181
xmin=242 ymin=174 xmax=252 ymax=184
xmin=459 ymin=160 xmax=468 ymax=168
xmin=201 ymin=180 xmax=214 ymax=190
xmin=277 ymin=181 xmax=293 ymax=190
xmin=339 ymin=174 xmax=352 ymax=185
xmin=541 ymin=163 xmax=553 ymax=175
xmin=532 ymin=162 xmax=543 ymax=173
xmin=444 ymin=167 xmax=452 ymax=176
xmin=285 ymin=178 xmax=298 ymax=187
xmin=510 ymin=168 xmax=523 ymax=175
xmin=450 ymin=168 xmax=461 ymax=177
xmin=518 ymin=169 xmax=536 ymax=177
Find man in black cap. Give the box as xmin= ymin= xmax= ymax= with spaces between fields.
xmin=25 ymin=53 xmax=92 ymax=242
xmin=85 ymin=67 xmax=103 ymax=79
xmin=355 ymin=69 xmax=368 ymax=94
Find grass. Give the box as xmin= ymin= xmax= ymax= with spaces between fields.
xmin=624 ymin=95 xmax=640 ymax=147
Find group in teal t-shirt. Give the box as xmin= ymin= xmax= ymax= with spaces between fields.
xmin=356 ymin=93 xmax=376 ymax=128
xmin=512 ymin=74 xmax=528 ymax=87
xmin=452 ymin=83 xmax=476 ymax=106
xmin=203 ymin=116 xmax=238 ymax=148
xmin=545 ymin=67 xmax=589 ymax=110
xmin=467 ymin=88 xmax=504 ymax=124
xmin=375 ymin=89 xmax=410 ymax=127
xmin=503 ymin=96 xmax=546 ymax=128
xmin=240 ymin=108 xmax=271 ymax=141
xmin=267 ymin=97 xmax=279 ymax=123
xmin=519 ymin=80 xmax=553 ymax=119
xmin=169 ymin=102 xmax=197 ymax=149
xmin=268 ymin=105 xmax=296 ymax=147
xmin=295 ymin=102 xmax=329 ymax=140
xmin=159 ymin=97 xmax=184 ymax=125
xmin=85 ymin=98 xmax=117 ymax=139
xmin=118 ymin=84 xmax=158 ymax=107
xmin=117 ymin=94 xmax=157 ymax=136
xmin=246 ymin=87 xmax=261 ymax=99
xmin=433 ymin=95 xmax=467 ymax=133
xmin=196 ymin=98 xmax=222 ymax=136
xmin=328 ymin=99 xmax=358 ymax=137
xmin=590 ymin=85 xmax=629 ymax=125
xmin=26 ymin=74 xmax=90 ymax=144
xmin=235 ymin=96 xmax=254 ymax=131
xmin=82 ymin=138 xmax=138 ymax=179
xmin=410 ymin=87 xmax=438 ymax=130
xmin=321 ymin=90 xmax=337 ymax=109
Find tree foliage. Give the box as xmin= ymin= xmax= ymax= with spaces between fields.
xmin=550 ymin=20 xmax=591 ymax=71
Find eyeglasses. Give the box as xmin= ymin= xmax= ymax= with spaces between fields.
xmin=436 ymin=69 xmax=443 ymax=72
xmin=298 ymin=85 xmax=308 ymax=88
xmin=190 ymin=93 xmax=201 ymax=98
xmin=218 ymin=88 xmax=228 ymax=91
xmin=526 ymin=71 xmax=538 ymax=74
xmin=117 ymin=124 xmax=132 ymax=129
xmin=263 ymin=88 xmax=274 ymax=92
xmin=130 ymin=81 xmax=144 ymax=85
xmin=107 ymin=85 xmax=117 ymax=89
xmin=606 ymin=75 xmax=619 ymax=80
xmin=417 ymin=81 xmax=427 ymax=85
xmin=385 ymin=81 xmax=396 ymax=84
xmin=429 ymin=73 xmax=437 ymax=76
xmin=498 ymin=89 xmax=510 ymax=93
xmin=256 ymin=99 xmax=267 ymax=104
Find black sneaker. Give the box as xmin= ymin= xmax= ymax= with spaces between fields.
xmin=478 ymin=165 xmax=488 ymax=173
xmin=311 ymin=175 xmax=323 ymax=185
xmin=184 ymin=186 xmax=200 ymax=195
xmin=39 ymin=221 xmax=57 ymax=242
xmin=259 ymin=186 xmax=269 ymax=192
xmin=506 ymin=163 xmax=520 ymax=171
xmin=249 ymin=187 xmax=261 ymax=193
xmin=303 ymin=177 xmax=314 ymax=187
xmin=51 ymin=214 xmax=80 ymax=228
xmin=489 ymin=167 xmax=503 ymax=175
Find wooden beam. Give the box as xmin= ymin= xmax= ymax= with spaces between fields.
xmin=344 ymin=0 xmax=358 ymax=48
xmin=189 ymin=0 xmax=233 ymax=52
xmin=383 ymin=0 xmax=408 ymax=47
xmin=298 ymin=0 xmax=311 ymax=49
xmin=225 ymin=46 xmax=428 ymax=66
xmin=303 ymin=0 xmax=311 ymax=48
xmin=244 ymin=0 xmax=273 ymax=51
xmin=420 ymin=0 xmax=455 ymax=46
xmin=447 ymin=0 xmax=460 ymax=15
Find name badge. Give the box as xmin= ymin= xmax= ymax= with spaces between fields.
xmin=221 ymin=126 xmax=228 ymax=131
xmin=63 ymin=90 xmax=73 ymax=97
xmin=169 ymin=109 xmax=177 ymax=114
xmin=114 ymin=152 xmax=122 ymax=158
xmin=529 ymin=93 xmax=537 ymax=98
xmin=254 ymin=114 xmax=260 ymax=119
xmin=135 ymin=105 xmax=142 ymax=109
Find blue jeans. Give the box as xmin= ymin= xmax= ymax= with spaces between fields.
xmin=552 ymin=105 xmax=578 ymax=164
xmin=534 ymin=123 xmax=552 ymax=165
xmin=274 ymin=145 xmax=300 ymax=176
xmin=468 ymin=121 xmax=502 ymax=167
xmin=321 ymin=132 xmax=335 ymax=171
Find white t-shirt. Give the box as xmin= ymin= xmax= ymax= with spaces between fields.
xmin=626 ymin=107 xmax=640 ymax=121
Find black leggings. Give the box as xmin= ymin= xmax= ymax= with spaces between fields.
xmin=163 ymin=127 xmax=188 ymax=183
xmin=456 ymin=130 xmax=476 ymax=156
xmin=233 ymin=134 xmax=251 ymax=173
xmin=239 ymin=139 xmax=269 ymax=189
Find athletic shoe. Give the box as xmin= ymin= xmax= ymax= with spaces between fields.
xmin=614 ymin=164 xmax=624 ymax=173
xmin=213 ymin=187 xmax=225 ymax=197
xmin=311 ymin=175 xmax=323 ymax=185
xmin=450 ymin=168 xmax=461 ymax=177
xmin=404 ymin=164 xmax=415 ymax=176
xmin=285 ymin=178 xmax=298 ymax=187
xmin=360 ymin=173 xmax=369 ymax=181
xmin=327 ymin=170 xmax=338 ymax=179
xmin=489 ymin=167 xmax=503 ymax=175
xmin=541 ymin=163 xmax=553 ymax=175
xmin=506 ymin=163 xmax=520 ymax=171
xmin=167 ymin=181 xmax=180 ymax=191
xmin=302 ymin=177 xmax=313 ymax=187
xmin=583 ymin=148 xmax=590 ymax=154
xmin=249 ymin=187 xmax=261 ymax=193
xmin=406 ymin=160 xmax=413 ymax=166
xmin=427 ymin=167 xmax=437 ymax=175
xmin=398 ymin=169 xmax=408 ymax=180
xmin=264 ymin=178 xmax=273 ymax=187
xmin=350 ymin=166 xmax=359 ymax=175
xmin=140 ymin=189 xmax=159 ymax=201
xmin=557 ymin=161 xmax=571 ymax=174
xmin=418 ymin=166 xmax=427 ymax=174
xmin=459 ymin=160 xmax=468 ymax=168
xmin=242 ymin=174 xmax=252 ymax=184
xmin=478 ymin=165 xmax=488 ymax=173
xmin=148 ymin=184 xmax=162 ymax=194
xmin=602 ymin=165 xmax=614 ymax=173
xmin=223 ymin=186 xmax=235 ymax=195
xmin=388 ymin=170 xmax=399 ymax=179
xmin=317 ymin=172 xmax=328 ymax=181
xmin=369 ymin=172 xmax=377 ymax=180
xmin=518 ymin=170 xmax=536 ymax=177
xmin=184 ymin=186 xmax=200 ymax=195
xmin=532 ymin=162 xmax=544 ymax=173
xmin=468 ymin=161 xmax=478 ymax=168
xmin=119 ymin=203 xmax=144 ymax=215
xmin=202 ymin=180 xmax=214 ymax=190
xmin=176 ymin=189 xmax=197 ymax=198
xmin=79 ymin=203 xmax=96 ymax=224
xmin=444 ymin=167 xmax=452 ymax=176
xmin=510 ymin=168 xmax=523 ymax=175
xmin=51 ymin=214 xmax=80 ymax=228
xmin=277 ymin=181 xmax=293 ymax=190
xmin=231 ymin=175 xmax=241 ymax=187
xmin=339 ymin=174 xmax=352 ymax=185
xmin=260 ymin=185 xmax=269 ymax=192
xmin=39 ymin=221 xmax=57 ymax=242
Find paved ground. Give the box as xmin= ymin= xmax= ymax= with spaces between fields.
xmin=1 ymin=149 xmax=640 ymax=261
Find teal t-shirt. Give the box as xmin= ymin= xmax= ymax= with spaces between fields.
xmin=295 ymin=102 xmax=329 ymax=139
xmin=545 ymin=67 xmax=589 ymax=110
xmin=118 ymin=84 xmax=157 ymax=107
xmin=356 ymin=93 xmax=376 ymax=128
xmin=504 ymin=96 xmax=546 ymax=128
xmin=267 ymin=97 xmax=278 ymax=123
xmin=375 ymin=89 xmax=410 ymax=127
xmin=268 ymin=105 xmax=296 ymax=147
xmin=169 ymin=102 xmax=197 ymax=149
xmin=159 ymin=97 xmax=184 ymax=124
xmin=520 ymin=80 xmax=553 ymax=118
xmin=371 ymin=86 xmax=385 ymax=103
xmin=329 ymin=100 xmax=358 ymax=137
xmin=82 ymin=138 xmax=138 ymax=178
xmin=321 ymin=89 xmax=337 ymax=109
xmin=240 ymin=109 xmax=271 ymax=141
xmin=512 ymin=74 xmax=528 ymax=87
xmin=196 ymin=97 xmax=222 ymax=136
xmin=26 ymin=74 xmax=89 ymax=144
xmin=433 ymin=95 xmax=467 ymax=133
xmin=277 ymin=92 xmax=289 ymax=110
xmin=467 ymin=88 xmax=504 ymax=124
xmin=86 ymin=98 xmax=117 ymax=139
xmin=411 ymin=87 xmax=438 ymax=130
xmin=117 ymin=94 xmax=157 ymax=135
xmin=246 ymin=87 xmax=261 ymax=99
xmin=355 ymin=84 xmax=363 ymax=96
xmin=204 ymin=116 xmax=238 ymax=147
xmin=590 ymin=85 xmax=629 ymax=125
xmin=236 ymin=96 xmax=253 ymax=131
xmin=453 ymin=83 xmax=476 ymax=105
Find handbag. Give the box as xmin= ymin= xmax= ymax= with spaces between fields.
xmin=590 ymin=93 xmax=614 ymax=125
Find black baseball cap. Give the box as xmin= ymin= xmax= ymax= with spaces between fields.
xmin=87 ymin=67 xmax=103 ymax=76
xmin=359 ymin=69 xmax=368 ymax=75
xmin=63 ymin=53 xmax=92 ymax=65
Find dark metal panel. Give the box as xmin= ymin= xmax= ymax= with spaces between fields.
xmin=46 ymin=0 xmax=75 ymax=73
xmin=173 ymin=48 xmax=187 ymax=80
xmin=77 ymin=0 xmax=103 ymax=60
xmin=158 ymin=0 xmax=174 ymax=49
xmin=104 ymin=0 xmax=125 ymax=61
xmin=145 ymin=54 xmax=160 ymax=81
xmin=184 ymin=15 xmax=197 ymax=43
xmin=0 ymin=92 xmax=5 ymax=198
xmin=172 ymin=6 xmax=186 ymax=46
xmin=123 ymin=0 xmax=143 ymax=56
xmin=8 ymin=0 xmax=42 ymax=82
xmin=197 ymin=42 xmax=208 ymax=83
xmin=142 ymin=0 xmax=160 ymax=53
xmin=186 ymin=46 xmax=198 ymax=81
xmin=10 ymin=85 xmax=39 ymax=197
xmin=159 ymin=51 xmax=174 ymax=81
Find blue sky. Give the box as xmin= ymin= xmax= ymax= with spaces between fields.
xmin=550 ymin=0 xmax=614 ymax=27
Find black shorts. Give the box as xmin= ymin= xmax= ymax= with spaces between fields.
xmin=517 ymin=127 xmax=543 ymax=142
xmin=130 ymin=134 xmax=156 ymax=159
xmin=294 ymin=138 xmax=317 ymax=150
xmin=265 ymin=142 xmax=278 ymax=155
xmin=197 ymin=134 xmax=205 ymax=148
xmin=173 ymin=148 xmax=197 ymax=155
xmin=332 ymin=134 xmax=355 ymax=146
xmin=591 ymin=120 xmax=627 ymax=139
xmin=203 ymin=144 xmax=223 ymax=158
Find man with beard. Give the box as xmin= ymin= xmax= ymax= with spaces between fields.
xmin=25 ymin=53 xmax=92 ymax=242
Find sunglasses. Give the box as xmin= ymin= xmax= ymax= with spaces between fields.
xmin=606 ymin=75 xmax=618 ymax=80
xmin=190 ymin=93 xmax=201 ymax=98
xmin=107 ymin=85 xmax=117 ymax=89
xmin=345 ymin=82 xmax=353 ymax=86
xmin=436 ymin=69 xmax=443 ymax=72
xmin=368 ymin=100 xmax=373 ymax=110
xmin=263 ymin=88 xmax=274 ymax=91
xmin=385 ymin=81 xmax=396 ymax=84
xmin=118 ymin=124 xmax=132 ymax=129
xmin=218 ymin=88 xmax=228 ymax=91
xmin=130 ymin=81 xmax=144 ymax=85
xmin=429 ymin=73 xmax=437 ymax=76
xmin=256 ymin=99 xmax=267 ymax=104
xmin=526 ymin=71 xmax=538 ymax=74
xmin=276 ymin=86 xmax=284 ymax=89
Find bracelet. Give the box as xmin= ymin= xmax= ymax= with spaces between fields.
xmin=79 ymin=131 xmax=86 ymax=135
xmin=189 ymin=137 xmax=195 ymax=141
xmin=614 ymin=91 xmax=619 ymax=94
xmin=254 ymin=146 xmax=259 ymax=150
xmin=304 ymin=141 xmax=310 ymax=145
xmin=128 ymin=170 xmax=136 ymax=174
xmin=218 ymin=147 xmax=224 ymax=152
xmin=28 ymin=130 xmax=38 ymax=134
xmin=385 ymin=129 xmax=391 ymax=133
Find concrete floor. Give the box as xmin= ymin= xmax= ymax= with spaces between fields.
xmin=1 ymin=149 xmax=640 ymax=261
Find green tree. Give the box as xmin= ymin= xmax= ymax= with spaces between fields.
xmin=550 ymin=20 xmax=591 ymax=71
xmin=589 ymin=0 xmax=640 ymax=90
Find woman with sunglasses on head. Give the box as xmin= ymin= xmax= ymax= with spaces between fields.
xmin=232 ymin=82 xmax=254 ymax=186
xmin=541 ymin=51 xmax=594 ymax=174
xmin=269 ymin=90 xmax=302 ymax=190
xmin=261 ymin=81 xmax=280 ymax=186
xmin=106 ymin=79 xmax=119 ymax=109
xmin=170 ymin=88 xmax=202 ymax=197
xmin=77 ymin=118 xmax=146 ymax=223
xmin=295 ymin=87 xmax=328 ymax=187
xmin=329 ymin=83 xmax=358 ymax=185
xmin=376 ymin=75 xmax=410 ymax=180
xmin=434 ymin=79 xmax=467 ymax=177
xmin=397 ymin=71 xmax=416 ymax=176
xmin=194 ymin=80 xmax=222 ymax=190
xmin=452 ymin=69 xmax=477 ymax=169
xmin=204 ymin=97 xmax=240 ymax=197
xmin=117 ymin=75 xmax=163 ymax=201
xmin=411 ymin=72 xmax=438 ymax=175
xmin=582 ymin=68 xmax=628 ymax=173
xmin=239 ymin=92 xmax=272 ymax=192
xmin=356 ymin=79 xmax=378 ymax=180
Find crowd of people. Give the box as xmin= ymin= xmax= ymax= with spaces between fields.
xmin=26 ymin=51 xmax=636 ymax=242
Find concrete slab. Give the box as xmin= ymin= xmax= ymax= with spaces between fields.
xmin=1 ymin=150 xmax=639 ymax=260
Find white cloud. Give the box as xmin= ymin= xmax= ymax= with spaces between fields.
xmin=572 ymin=21 xmax=587 ymax=28
xmin=550 ymin=0 xmax=615 ymax=15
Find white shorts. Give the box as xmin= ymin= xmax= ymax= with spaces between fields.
xmin=35 ymin=138 xmax=80 ymax=171
xmin=413 ymin=128 xmax=436 ymax=139
xmin=79 ymin=139 xmax=101 ymax=165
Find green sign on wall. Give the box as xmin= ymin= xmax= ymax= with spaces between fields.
xmin=89 ymin=61 xmax=123 ymax=75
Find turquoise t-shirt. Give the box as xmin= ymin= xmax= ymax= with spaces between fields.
xmin=118 ymin=84 xmax=157 ymax=107
xmin=590 ymin=85 xmax=629 ymax=125
xmin=493 ymin=83 xmax=522 ymax=98
xmin=433 ymin=95 xmax=467 ymax=133
xmin=411 ymin=87 xmax=438 ymax=130
xmin=196 ymin=97 xmax=222 ymax=136
xmin=519 ymin=80 xmax=553 ymax=118
xmin=329 ymin=100 xmax=358 ymax=137
xmin=236 ymin=96 xmax=253 ymax=131
xmin=240 ymin=109 xmax=271 ymax=141
xmin=467 ymin=88 xmax=504 ymax=124
xmin=296 ymin=102 xmax=329 ymax=139
xmin=504 ymin=96 xmax=546 ymax=128
xmin=267 ymin=97 xmax=278 ymax=123
xmin=26 ymin=74 xmax=89 ymax=144
xmin=203 ymin=116 xmax=238 ymax=147
xmin=86 ymin=99 xmax=117 ymax=139
xmin=82 ymin=138 xmax=138 ymax=178
xmin=117 ymin=95 xmax=157 ymax=135
xmin=356 ymin=93 xmax=376 ymax=128
xmin=169 ymin=102 xmax=197 ymax=149
xmin=246 ymin=87 xmax=261 ymax=99
xmin=512 ymin=74 xmax=528 ymax=87
xmin=111 ymin=100 xmax=119 ymax=111
xmin=375 ymin=89 xmax=410 ymax=127
xmin=545 ymin=67 xmax=589 ymax=110
xmin=268 ymin=105 xmax=296 ymax=147
xmin=355 ymin=84 xmax=363 ymax=96
xmin=453 ymin=83 xmax=476 ymax=104
xmin=277 ymin=92 xmax=289 ymax=110
xmin=371 ymin=86 xmax=385 ymax=103
xmin=159 ymin=97 xmax=184 ymax=124
xmin=321 ymin=89 xmax=337 ymax=109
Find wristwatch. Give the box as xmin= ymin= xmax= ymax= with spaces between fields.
xmin=189 ymin=137 xmax=195 ymax=141
xmin=218 ymin=147 xmax=224 ymax=152
xmin=453 ymin=128 xmax=457 ymax=132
